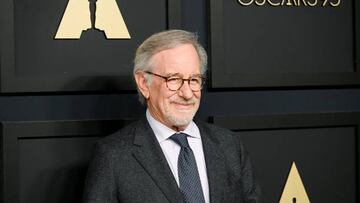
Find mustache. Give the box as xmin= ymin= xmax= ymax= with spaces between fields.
xmin=170 ymin=98 xmax=197 ymax=105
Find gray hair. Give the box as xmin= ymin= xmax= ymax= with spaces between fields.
xmin=133 ymin=29 xmax=208 ymax=104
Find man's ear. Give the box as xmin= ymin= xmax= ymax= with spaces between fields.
xmin=134 ymin=71 xmax=150 ymax=100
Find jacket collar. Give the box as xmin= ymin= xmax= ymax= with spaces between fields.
xmin=132 ymin=117 xmax=183 ymax=203
xmin=197 ymin=121 xmax=229 ymax=203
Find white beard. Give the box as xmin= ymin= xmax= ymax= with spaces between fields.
xmin=164 ymin=97 xmax=198 ymax=127
xmin=165 ymin=111 xmax=195 ymax=127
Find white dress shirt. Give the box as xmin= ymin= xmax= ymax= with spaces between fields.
xmin=146 ymin=110 xmax=209 ymax=203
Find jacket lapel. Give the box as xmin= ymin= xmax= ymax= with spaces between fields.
xmin=132 ymin=118 xmax=183 ymax=203
xmin=198 ymin=122 xmax=229 ymax=203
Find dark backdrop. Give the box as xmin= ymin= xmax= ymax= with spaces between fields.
xmin=1 ymin=0 xmax=360 ymax=202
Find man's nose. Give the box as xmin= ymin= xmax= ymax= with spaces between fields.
xmin=178 ymin=81 xmax=194 ymax=99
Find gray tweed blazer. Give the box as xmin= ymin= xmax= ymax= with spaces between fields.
xmin=83 ymin=117 xmax=262 ymax=203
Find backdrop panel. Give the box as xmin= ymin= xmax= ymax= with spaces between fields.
xmin=209 ymin=0 xmax=360 ymax=88
xmin=0 ymin=0 xmax=180 ymax=92
xmin=213 ymin=113 xmax=360 ymax=203
xmin=0 ymin=119 xmax=134 ymax=203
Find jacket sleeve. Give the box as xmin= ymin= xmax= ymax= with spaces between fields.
xmin=82 ymin=143 xmax=118 ymax=203
xmin=237 ymin=136 xmax=264 ymax=203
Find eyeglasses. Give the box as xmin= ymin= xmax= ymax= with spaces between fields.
xmin=144 ymin=71 xmax=205 ymax=92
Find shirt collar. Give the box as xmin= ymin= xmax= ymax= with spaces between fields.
xmin=146 ymin=109 xmax=200 ymax=143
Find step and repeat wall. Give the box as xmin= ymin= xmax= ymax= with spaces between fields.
xmin=1 ymin=0 xmax=360 ymax=202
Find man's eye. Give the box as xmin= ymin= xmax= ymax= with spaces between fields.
xmin=190 ymin=78 xmax=201 ymax=84
xmin=167 ymin=78 xmax=181 ymax=83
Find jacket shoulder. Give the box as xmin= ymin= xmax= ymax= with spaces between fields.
xmin=196 ymin=120 xmax=246 ymax=155
xmin=196 ymin=120 xmax=236 ymax=139
xmin=96 ymin=119 xmax=141 ymax=149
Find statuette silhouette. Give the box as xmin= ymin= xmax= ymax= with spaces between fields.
xmin=55 ymin=0 xmax=130 ymax=39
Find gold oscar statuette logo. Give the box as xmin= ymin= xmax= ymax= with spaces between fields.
xmin=55 ymin=0 xmax=130 ymax=39
xmin=279 ymin=162 xmax=310 ymax=203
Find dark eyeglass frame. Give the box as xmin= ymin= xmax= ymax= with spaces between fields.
xmin=144 ymin=71 xmax=206 ymax=92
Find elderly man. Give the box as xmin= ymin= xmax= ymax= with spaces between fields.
xmin=83 ymin=30 xmax=262 ymax=203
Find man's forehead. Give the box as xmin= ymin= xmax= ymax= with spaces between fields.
xmin=152 ymin=67 xmax=201 ymax=77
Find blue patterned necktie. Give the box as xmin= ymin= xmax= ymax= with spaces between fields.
xmin=170 ymin=133 xmax=205 ymax=203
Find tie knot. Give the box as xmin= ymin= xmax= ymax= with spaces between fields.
xmin=170 ymin=133 xmax=190 ymax=148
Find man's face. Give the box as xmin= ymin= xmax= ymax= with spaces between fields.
xmin=145 ymin=44 xmax=202 ymax=130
